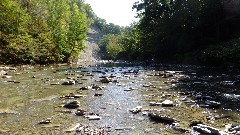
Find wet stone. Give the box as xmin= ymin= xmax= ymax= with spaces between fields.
xmin=39 ymin=118 xmax=51 ymax=124
xmin=62 ymin=80 xmax=75 ymax=85
xmin=80 ymin=86 xmax=91 ymax=90
xmin=86 ymin=115 xmax=101 ymax=120
xmin=100 ymin=77 xmax=112 ymax=83
xmin=129 ymin=106 xmax=142 ymax=114
xmin=148 ymin=112 xmax=176 ymax=124
xmin=63 ymin=93 xmax=85 ymax=99
xmin=226 ymin=123 xmax=240 ymax=133
xmin=199 ymin=100 xmax=221 ymax=109
xmin=192 ymin=124 xmax=225 ymax=135
xmin=2 ymin=75 xmax=12 ymax=79
xmin=75 ymin=109 xmax=86 ymax=116
xmin=162 ymin=100 xmax=174 ymax=107
xmin=64 ymin=100 xmax=80 ymax=109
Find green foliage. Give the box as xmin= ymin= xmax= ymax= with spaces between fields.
xmin=201 ymin=38 xmax=240 ymax=66
xmin=0 ymin=0 xmax=89 ymax=64
xmin=129 ymin=0 xmax=240 ymax=65
xmin=94 ymin=17 xmax=123 ymax=35
xmin=118 ymin=24 xmax=141 ymax=60
xmin=0 ymin=0 xmax=30 ymax=34
xmin=99 ymin=34 xmax=122 ymax=60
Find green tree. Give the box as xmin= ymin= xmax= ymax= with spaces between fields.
xmin=99 ymin=34 xmax=122 ymax=60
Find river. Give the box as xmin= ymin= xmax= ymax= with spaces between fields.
xmin=0 ymin=62 xmax=240 ymax=134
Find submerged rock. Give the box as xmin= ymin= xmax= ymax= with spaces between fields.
xmin=199 ymin=100 xmax=221 ymax=109
xmin=64 ymin=100 xmax=80 ymax=109
xmin=75 ymin=109 xmax=86 ymax=116
xmin=148 ymin=112 xmax=176 ymax=124
xmin=100 ymin=77 xmax=112 ymax=83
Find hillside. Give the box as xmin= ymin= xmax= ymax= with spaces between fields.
xmin=78 ymin=25 xmax=103 ymax=63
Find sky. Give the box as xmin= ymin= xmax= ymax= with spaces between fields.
xmin=85 ymin=0 xmax=139 ymax=26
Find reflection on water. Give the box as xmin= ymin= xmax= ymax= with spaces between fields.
xmin=0 ymin=62 xmax=240 ymax=134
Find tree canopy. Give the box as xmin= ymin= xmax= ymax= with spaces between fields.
xmin=0 ymin=0 xmax=90 ymax=64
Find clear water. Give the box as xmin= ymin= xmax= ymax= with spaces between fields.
xmin=0 ymin=62 xmax=239 ymax=134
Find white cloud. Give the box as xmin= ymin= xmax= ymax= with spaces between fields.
xmin=85 ymin=0 xmax=139 ymax=26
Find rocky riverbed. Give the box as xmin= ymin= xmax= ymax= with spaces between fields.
xmin=0 ymin=62 xmax=240 ymax=134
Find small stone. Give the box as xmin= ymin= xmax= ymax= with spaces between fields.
xmin=162 ymin=100 xmax=174 ymax=107
xmin=62 ymin=80 xmax=75 ymax=85
xmin=94 ymin=93 xmax=103 ymax=96
xmin=75 ymin=109 xmax=86 ymax=116
xmin=2 ymin=75 xmax=12 ymax=79
xmin=80 ymin=86 xmax=90 ymax=90
xmin=149 ymin=102 xmax=156 ymax=106
xmin=39 ymin=118 xmax=51 ymax=124
xmin=148 ymin=112 xmax=175 ymax=124
xmin=129 ymin=106 xmax=142 ymax=114
xmin=100 ymin=77 xmax=111 ymax=83
xmin=86 ymin=115 xmax=101 ymax=120
xmin=64 ymin=100 xmax=80 ymax=109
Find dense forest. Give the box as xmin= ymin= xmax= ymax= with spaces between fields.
xmin=0 ymin=0 xmax=121 ymax=64
xmin=1 ymin=0 xmax=240 ymax=66
xmin=116 ymin=0 xmax=240 ymax=66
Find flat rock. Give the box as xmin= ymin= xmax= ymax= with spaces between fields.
xmin=148 ymin=112 xmax=175 ymax=124
xmin=86 ymin=115 xmax=101 ymax=120
xmin=162 ymin=100 xmax=174 ymax=107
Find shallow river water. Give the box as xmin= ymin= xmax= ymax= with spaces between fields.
xmin=0 ymin=62 xmax=240 ymax=134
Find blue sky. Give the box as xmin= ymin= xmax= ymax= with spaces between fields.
xmin=85 ymin=0 xmax=139 ymax=26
